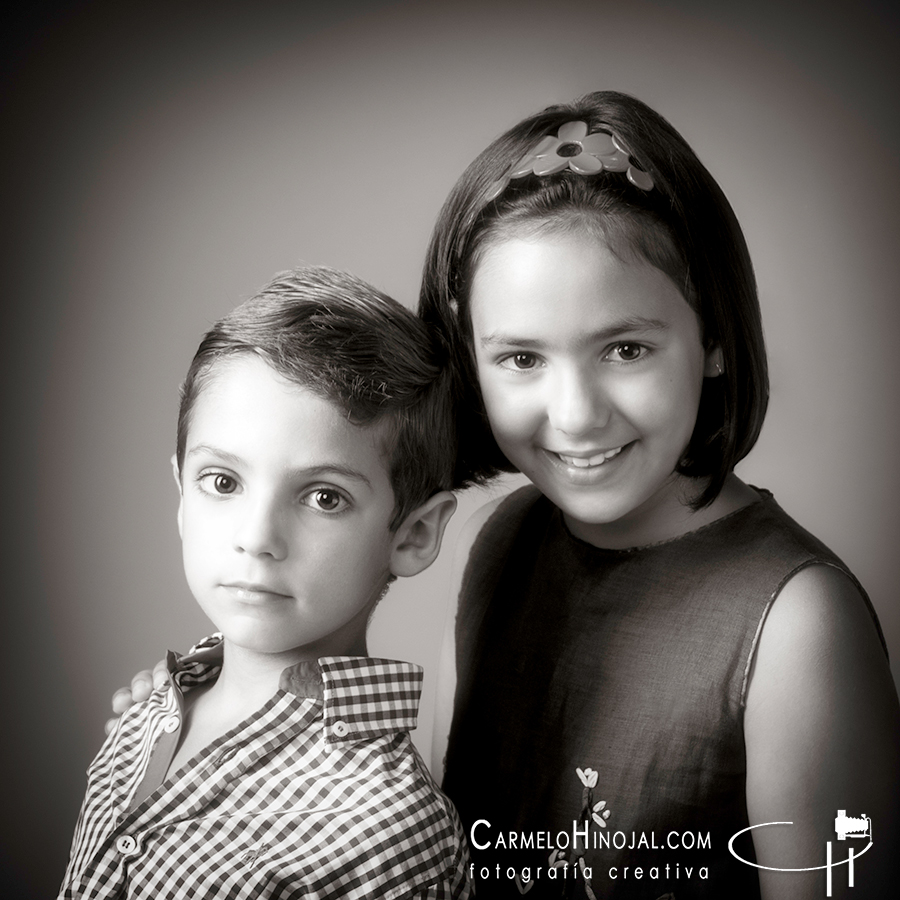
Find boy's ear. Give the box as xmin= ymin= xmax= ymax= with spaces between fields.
xmin=389 ymin=491 xmax=457 ymax=579
xmin=704 ymin=344 xmax=725 ymax=378
xmin=171 ymin=454 xmax=184 ymax=538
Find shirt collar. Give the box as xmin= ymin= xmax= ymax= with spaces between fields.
xmin=167 ymin=635 xmax=423 ymax=745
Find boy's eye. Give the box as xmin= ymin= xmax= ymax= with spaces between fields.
xmin=213 ymin=474 xmax=238 ymax=494
xmin=303 ymin=489 xmax=348 ymax=513
xmin=197 ymin=472 xmax=240 ymax=495
xmin=606 ymin=342 xmax=646 ymax=362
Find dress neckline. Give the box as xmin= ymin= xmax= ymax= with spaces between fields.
xmin=554 ymin=486 xmax=769 ymax=555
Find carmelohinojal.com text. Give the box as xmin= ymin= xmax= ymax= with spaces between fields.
xmin=469 ymin=821 xmax=712 ymax=884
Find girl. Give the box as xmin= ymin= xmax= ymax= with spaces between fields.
xmin=419 ymin=91 xmax=899 ymax=898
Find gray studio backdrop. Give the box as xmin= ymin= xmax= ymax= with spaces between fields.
xmin=3 ymin=0 xmax=898 ymax=896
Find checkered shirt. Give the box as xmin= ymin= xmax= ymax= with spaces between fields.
xmin=59 ymin=636 xmax=471 ymax=899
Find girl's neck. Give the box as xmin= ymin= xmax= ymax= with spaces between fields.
xmin=564 ymin=473 xmax=758 ymax=550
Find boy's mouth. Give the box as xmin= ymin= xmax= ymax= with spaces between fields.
xmin=223 ymin=582 xmax=292 ymax=601
xmin=553 ymin=446 xmax=624 ymax=468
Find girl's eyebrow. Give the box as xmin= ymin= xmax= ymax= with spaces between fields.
xmin=185 ymin=445 xmax=373 ymax=488
xmin=479 ymin=316 xmax=670 ymax=348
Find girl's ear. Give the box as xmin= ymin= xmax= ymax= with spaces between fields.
xmin=171 ymin=454 xmax=184 ymax=538
xmin=704 ymin=345 xmax=725 ymax=378
xmin=389 ymin=491 xmax=458 ymax=579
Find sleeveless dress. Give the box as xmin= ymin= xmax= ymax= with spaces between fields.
xmin=442 ymin=486 xmax=885 ymax=900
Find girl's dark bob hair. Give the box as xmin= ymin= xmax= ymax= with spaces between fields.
xmin=419 ymin=90 xmax=768 ymax=508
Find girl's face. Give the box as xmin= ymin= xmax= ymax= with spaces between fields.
xmin=469 ymin=230 xmax=719 ymax=548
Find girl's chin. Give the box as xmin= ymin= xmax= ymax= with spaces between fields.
xmin=556 ymin=477 xmax=698 ymax=549
xmin=558 ymin=496 xmax=640 ymax=531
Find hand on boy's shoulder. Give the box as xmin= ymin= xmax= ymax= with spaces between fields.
xmin=104 ymin=659 xmax=169 ymax=734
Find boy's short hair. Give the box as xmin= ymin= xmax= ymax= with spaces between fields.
xmin=176 ymin=266 xmax=457 ymax=529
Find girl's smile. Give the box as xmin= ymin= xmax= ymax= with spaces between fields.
xmin=470 ymin=230 xmax=722 ymax=549
xmin=553 ymin=446 xmax=624 ymax=468
xmin=541 ymin=441 xmax=630 ymax=483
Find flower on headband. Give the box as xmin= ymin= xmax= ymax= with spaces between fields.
xmin=508 ymin=120 xmax=654 ymax=191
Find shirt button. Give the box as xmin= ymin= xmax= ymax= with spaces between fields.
xmin=332 ymin=720 xmax=350 ymax=737
xmin=116 ymin=835 xmax=138 ymax=855
xmin=162 ymin=715 xmax=180 ymax=733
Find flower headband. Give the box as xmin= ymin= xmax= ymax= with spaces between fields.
xmin=487 ymin=120 xmax=654 ymax=201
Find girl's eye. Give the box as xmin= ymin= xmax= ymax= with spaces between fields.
xmin=303 ymin=489 xmax=348 ymax=513
xmin=606 ymin=342 xmax=646 ymax=363
xmin=501 ymin=352 xmax=540 ymax=371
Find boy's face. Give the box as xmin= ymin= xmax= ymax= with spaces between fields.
xmin=177 ymin=354 xmax=399 ymax=662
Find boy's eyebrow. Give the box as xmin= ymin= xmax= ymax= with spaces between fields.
xmin=479 ymin=316 xmax=670 ymax=349
xmin=296 ymin=465 xmax=373 ymax=489
xmin=187 ymin=445 xmax=245 ymax=466
xmin=185 ymin=445 xmax=373 ymax=488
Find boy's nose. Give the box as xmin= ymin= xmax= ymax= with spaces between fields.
xmin=233 ymin=499 xmax=288 ymax=560
xmin=548 ymin=367 xmax=610 ymax=436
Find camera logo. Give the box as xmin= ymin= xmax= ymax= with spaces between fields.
xmin=728 ymin=810 xmax=873 ymax=898
xmin=834 ymin=810 xmax=871 ymax=841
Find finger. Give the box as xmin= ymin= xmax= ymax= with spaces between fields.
xmin=152 ymin=659 xmax=168 ymax=689
xmin=130 ymin=670 xmax=154 ymax=702
xmin=104 ymin=717 xmax=120 ymax=736
xmin=111 ymin=688 xmax=134 ymax=714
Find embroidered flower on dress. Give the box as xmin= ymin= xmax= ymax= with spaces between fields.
xmin=551 ymin=767 xmax=611 ymax=898
xmin=592 ymin=799 xmax=612 ymax=827
xmin=514 ymin=870 xmax=535 ymax=894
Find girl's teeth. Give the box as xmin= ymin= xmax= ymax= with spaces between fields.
xmin=558 ymin=447 xmax=623 ymax=467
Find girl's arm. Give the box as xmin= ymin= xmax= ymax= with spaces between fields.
xmin=431 ymin=496 xmax=503 ymax=779
xmin=744 ymin=564 xmax=900 ymax=899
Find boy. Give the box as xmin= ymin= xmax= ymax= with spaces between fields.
xmin=60 ymin=267 xmax=470 ymax=899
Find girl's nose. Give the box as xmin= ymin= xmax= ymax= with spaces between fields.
xmin=548 ymin=366 xmax=610 ymax=436
xmin=233 ymin=498 xmax=288 ymax=560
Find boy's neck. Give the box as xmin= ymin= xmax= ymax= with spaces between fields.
xmin=209 ymin=636 xmax=370 ymax=715
xmin=167 ymin=636 xmax=371 ymax=781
